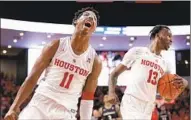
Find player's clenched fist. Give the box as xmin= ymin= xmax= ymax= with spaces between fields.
xmin=4 ymin=109 xmax=19 ymax=120
xmin=108 ymin=93 xmax=118 ymax=104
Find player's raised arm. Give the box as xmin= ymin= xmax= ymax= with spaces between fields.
xmin=4 ymin=40 xmax=59 ymax=120
xmin=80 ymin=55 xmax=102 ymax=119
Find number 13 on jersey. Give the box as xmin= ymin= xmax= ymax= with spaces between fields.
xmin=147 ymin=69 xmax=158 ymax=85
xmin=60 ymin=72 xmax=74 ymax=89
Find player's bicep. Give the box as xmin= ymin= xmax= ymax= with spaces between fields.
xmin=82 ymin=55 xmax=102 ymax=99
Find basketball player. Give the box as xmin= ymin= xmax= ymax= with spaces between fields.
xmin=4 ymin=7 xmax=102 ymax=120
xmin=108 ymin=25 xmax=188 ymax=119
xmin=93 ymin=95 xmax=122 ymax=120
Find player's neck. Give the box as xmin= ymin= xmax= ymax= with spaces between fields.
xmin=150 ymin=41 xmax=162 ymax=56
xmin=71 ymin=31 xmax=90 ymax=54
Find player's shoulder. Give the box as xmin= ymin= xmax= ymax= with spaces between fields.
xmin=128 ymin=47 xmax=149 ymax=54
xmin=131 ymin=47 xmax=148 ymax=51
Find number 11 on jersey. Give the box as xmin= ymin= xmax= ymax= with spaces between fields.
xmin=60 ymin=72 xmax=74 ymax=89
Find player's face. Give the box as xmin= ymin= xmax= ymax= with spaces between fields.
xmin=75 ymin=11 xmax=97 ymax=35
xmin=157 ymin=28 xmax=172 ymax=50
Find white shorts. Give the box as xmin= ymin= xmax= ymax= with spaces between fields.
xmin=19 ymin=93 xmax=77 ymax=120
xmin=120 ymin=94 xmax=155 ymax=120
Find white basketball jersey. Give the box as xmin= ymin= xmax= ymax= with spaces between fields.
xmin=121 ymin=47 xmax=172 ymax=103
xmin=35 ymin=37 xmax=96 ymax=111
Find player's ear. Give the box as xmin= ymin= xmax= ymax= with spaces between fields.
xmin=156 ymin=33 xmax=161 ymax=40
xmin=156 ymin=33 xmax=159 ymax=38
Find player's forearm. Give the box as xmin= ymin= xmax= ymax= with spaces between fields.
xmin=109 ymin=72 xmax=118 ymax=94
xmin=10 ymin=76 xmax=38 ymax=110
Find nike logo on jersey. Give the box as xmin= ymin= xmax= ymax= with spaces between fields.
xmin=141 ymin=59 xmax=164 ymax=75
xmin=54 ymin=58 xmax=89 ymax=77
xmin=87 ymin=58 xmax=91 ymax=63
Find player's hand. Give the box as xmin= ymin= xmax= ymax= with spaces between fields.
xmin=108 ymin=92 xmax=118 ymax=104
xmin=4 ymin=108 xmax=20 ymax=120
xmin=172 ymin=74 xmax=188 ymax=91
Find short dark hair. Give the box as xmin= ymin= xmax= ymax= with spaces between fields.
xmin=149 ymin=25 xmax=170 ymax=40
xmin=72 ymin=7 xmax=100 ymax=26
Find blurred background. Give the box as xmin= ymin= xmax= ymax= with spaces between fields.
xmin=0 ymin=1 xmax=190 ymax=120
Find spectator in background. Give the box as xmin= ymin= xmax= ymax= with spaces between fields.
xmin=0 ymin=72 xmax=33 ymax=118
xmin=184 ymin=110 xmax=190 ymax=120
xmin=171 ymin=111 xmax=180 ymax=120
xmin=93 ymin=95 xmax=122 ymax=120
xmin=158 ymin=105 xmax=171 ymax=120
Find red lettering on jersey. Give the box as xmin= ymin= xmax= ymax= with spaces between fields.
xmin=141 ymin=59 xmax=146 ymax=65
xmin=59 ymin=61 xmax=64 ymax=67
xmin=64 ymin=62 xmax=70 ymax=69
xmin=75 ymin=66 xmax=80 ymax=73
xmin=83 ymin=70 xmax=89 ymax=76
xmin=54 ymin=59 xmax=60 ymax=66
xmin=141 ymin=59 xmax=164 ymax=77
xmin=79 ymin=69 xmax=84 ymax=75
xmin=154 ymin=64 xmax=157 ymax=69
xmin=54 ymin=58 xmax=89 ymax=77
xmin=69 ymin=64 xmax=74 ymax=71
xmin=150 ymin=62 xmax=154 ymax=67
xmin=146 ymin=61 xmax=150 ymax=66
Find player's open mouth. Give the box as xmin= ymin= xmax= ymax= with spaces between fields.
xmin=84 ymin=22 xmax=92 ymax=28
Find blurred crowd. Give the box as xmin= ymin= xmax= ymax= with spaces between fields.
xmin=1 ymin=71 xmax=190 ymax=120
xmin=0 ymin=72 xmax=33 ymax=119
